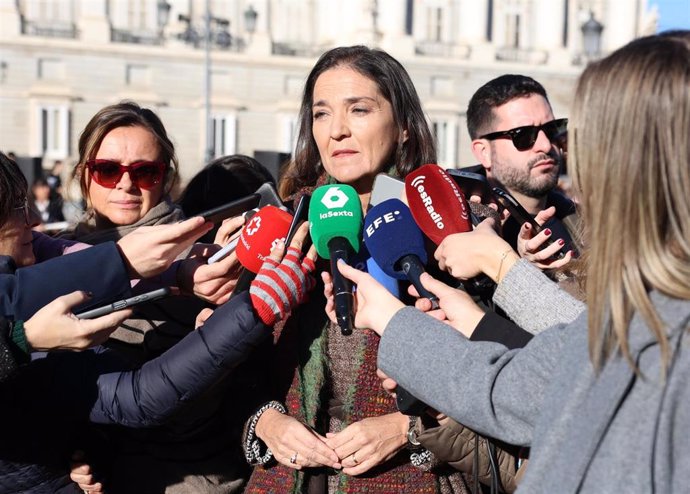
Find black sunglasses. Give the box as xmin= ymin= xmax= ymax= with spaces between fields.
xmin=480 ymin=118 xmax=568 ymax=151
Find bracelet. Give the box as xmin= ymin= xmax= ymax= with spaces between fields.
xmin=495 ymin=248 xmax=514 ymax=283
xmin=243 ymin=400 xmax=287 ymax=465
xmin=410 ymin=449 xmax=433 ymax=467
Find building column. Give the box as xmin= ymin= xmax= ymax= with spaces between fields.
xmin=78 ymin=0 xmax=111 ymax=44
xmin=0 ymin=0 xmax=21 ymax=40
xmin=379 ymin=0 xmax=415 ymax=57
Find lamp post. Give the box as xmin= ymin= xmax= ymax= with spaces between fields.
xmin=581 ymin=11 xmax=603 ymax=59
xmin=156 ymin=0 xmax=171 ymax=41
xmin=244 ymin=5 xmax=258 ymax=43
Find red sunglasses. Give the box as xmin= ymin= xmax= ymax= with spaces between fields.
xmin=86 ymin=159 xmax=166 ymax=189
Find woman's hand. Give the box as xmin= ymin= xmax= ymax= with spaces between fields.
xmin=255 ymin=408 xmax=341 ymax=470
xmin=324 ymin=413 xmax=408 ymax=476
xmin=117 ymin=217 xmax=213 ymax=279
xmin=408 ymin=274 xmax=485 ymax=338
xmin=434 ymin=219 xmax=519 ymax=283
xmin=24 ymin=291 xmax=132 ymax=351
xmin=334 ymin=261 xmax=405 ymax=336
xmin=69 ymin=451 xmax=105 ymax=493
xmin=517 ymin=206 xmax=573 ymax=270
xmin=177 ymin=215 xmax=246 ymax=304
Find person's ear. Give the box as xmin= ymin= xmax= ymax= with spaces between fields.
xmin=401 ymin=128 xmax=409 ymax=144
xmin=471 ymin=139 xmax=491 ymax=172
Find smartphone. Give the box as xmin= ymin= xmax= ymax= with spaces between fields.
xmin=370 ymin=173 xmax=404 ymax=207
xmin=198 ymin=194 xmax=261 ymax=224
xmin=284 ymin=194 xmax=311 ymax=248
xmin=256 ymin=182 xmax=284 ymax=209
xmin=207 ymin=208 xmax=259 ymax=264
xmin=445 ymin=168 xmax=494 ymax=203
xmin=492 ymin=187 xmax=565 ymax=259
xmin=75 ymin=287 xmax=173 ymax=319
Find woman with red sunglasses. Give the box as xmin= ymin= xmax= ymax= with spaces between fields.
xmin=61 ymin=102 xmax=254 ymax=494
xmin=70 ymin=101 xmax=181 ymax=237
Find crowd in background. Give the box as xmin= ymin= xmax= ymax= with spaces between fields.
xmin=0 ymin=29 xmax=688 ymax=494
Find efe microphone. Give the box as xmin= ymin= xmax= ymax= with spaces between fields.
xmin=363 ymin=199 xmax=439 ymax=309
xmin=308 ymin=184 xmax=362 ymax=335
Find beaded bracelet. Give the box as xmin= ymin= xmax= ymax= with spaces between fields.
xmin=244 ymin=400 xmax=287 ymax=465
xmin=410 ymin=449 xmax=433 ymax=467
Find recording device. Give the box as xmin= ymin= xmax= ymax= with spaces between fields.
xmin=363 ymin=199 xmax=439 ymax=309
xmin=370 ymin=173 xmax=405 ymax=207
xmin=75 ymin=287 xmax=172 ymax=319
xmin=198 ymin=182 xmax=284 ymax=224
xmin=492 ymin=187 xmax=565 ymax=259
xmin=308 ymin=184 xmax=362 ymax=336
xmin=284 ymin=194 xmax=311 ymax=250
xmin=445 ymin=168 xmax=494 ymax=205
xmin=230 ymin=205 xmax=294 ymax=298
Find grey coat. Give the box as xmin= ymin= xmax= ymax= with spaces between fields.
xmin=378 ymin=261 xmax=689 ymax=493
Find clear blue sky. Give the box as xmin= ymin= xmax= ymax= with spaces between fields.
xmin=653 ymin=0 xmax=690 ymax=32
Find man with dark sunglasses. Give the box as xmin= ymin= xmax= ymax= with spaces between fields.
xmin=464 ymin=74 xmax=579 ymax=256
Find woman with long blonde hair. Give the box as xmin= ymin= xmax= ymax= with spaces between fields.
xmin=336 ymin=31 xmax=690 ymax=493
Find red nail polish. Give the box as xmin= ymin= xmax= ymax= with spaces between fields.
xmin=558 ymin=238 xmax=565 ymax=246
xmin=544 ymin=228 xmax=552 ymax=236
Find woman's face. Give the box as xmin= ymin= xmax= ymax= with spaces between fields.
xmin=0 ymin=203 xmax=40 ymax=267
xmin=311 ymin=66 xmax=403 ymax=194
xmin=88 ymin=125 xmax=164 ymax=227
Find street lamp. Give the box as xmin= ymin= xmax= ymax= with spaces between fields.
xmin=581 ymin=11 xmax=604 ymax=59
xmin=244 ymin=5 xmax=258 ymax=40
xmin=156 ymin=1 xmax=171 ymax=41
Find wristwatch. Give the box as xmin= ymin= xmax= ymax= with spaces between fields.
xmin=406 ymin=415 xmax=423 ymax=451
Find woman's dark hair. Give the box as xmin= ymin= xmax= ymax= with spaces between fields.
xmin=74 ymin=101 xmax=179 ymax=203
xmin=0 ymin=151 xmax=28 ymax=227
xmin=177 ymin=154 xmax=275 ymax=216
xmin=280 ymin=45 xmax=436 ymax=198
xmin=176 ymin=154 xmax=275 ymax=243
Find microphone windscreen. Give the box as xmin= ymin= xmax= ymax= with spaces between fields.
xmin=405 ymin=164 xmax=472 ymax=244
xmin=236 ymin=205 xmax=293 ymax=272
xmin=363 ymin=198 xmax=427 ymax=280
xmin=469 ymin=201 xmax=501 ymax=224
xmin=308 ymin=184 xmax=362 ymax=259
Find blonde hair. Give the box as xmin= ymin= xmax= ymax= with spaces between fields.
xmin=570 ymin=32 xmax=690 ymax=371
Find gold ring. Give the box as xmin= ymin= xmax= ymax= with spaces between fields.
xmin=352 ymin=453 xmax=359 ymax=464
xmin=289 ymin=452 xmax=298 ymax=464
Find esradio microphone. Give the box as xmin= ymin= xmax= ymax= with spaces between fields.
xmin=405 ymin=164 xmax=473 ymax=243
xmin=230 ymin=205 xmax=293 ymax=298
xmin=405 ymin=164 xmax=494 ymax=290
xmin=308 ymin=184 xmax=362 ymax=336
xmin=363 ymin=199 xmax=439 ymax=308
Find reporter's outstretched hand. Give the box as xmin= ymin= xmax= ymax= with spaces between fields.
xmin=177 ymin=215 xmax=245 ymax=305
xmin=117 ymin=217 xmax=213 ymax=279
xmin=517 ymin=206 xmax=573 ymax=270
xmin=435 ymin=219 xmax=519 ymax=283
xmin=334 ymin=262 xmax=404 ymax=336
xmin=408 ymin=273 xmax=484 ymax=338
xmin=24 ymin=291 xmax=132 ymax=351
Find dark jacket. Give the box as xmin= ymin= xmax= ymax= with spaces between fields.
xmin=0 ymin=292 xmax=269 ymax=494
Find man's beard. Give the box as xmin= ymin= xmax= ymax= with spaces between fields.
xmin=491 ymin=149 xmax=561 ymax=199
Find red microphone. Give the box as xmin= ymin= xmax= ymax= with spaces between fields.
xmin=404 ymin=164 xmax=473 ymax=244
xmin=236 ymin=205 xmax=293 ymax=273
xmin=231 ymin=205 xmax=293 ymax=299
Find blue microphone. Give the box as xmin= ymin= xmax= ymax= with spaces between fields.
xmin=363 ymin=199 xmax=439 ymax=308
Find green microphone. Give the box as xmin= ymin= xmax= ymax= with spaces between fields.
xmin=309 ymin=184 xmax=362 ymax=335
